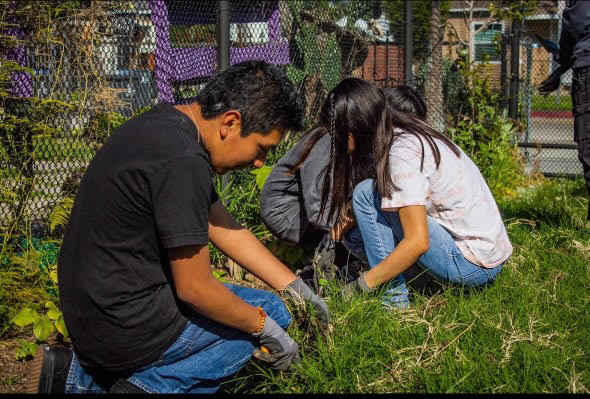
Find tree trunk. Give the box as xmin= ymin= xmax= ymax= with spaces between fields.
xmin=424 ymin=0 xmax=445 ymax=133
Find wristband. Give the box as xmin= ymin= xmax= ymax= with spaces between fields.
xmin=254 ymin=307 xmax=267 ymax=334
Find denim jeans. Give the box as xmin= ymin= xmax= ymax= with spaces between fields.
xmin=65 ymin=284 xmax=291 ymax=394
xmin=346 ymin=179 xmax=504 ymax=308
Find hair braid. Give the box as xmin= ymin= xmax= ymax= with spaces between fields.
xmin=329 ymin=95 xmax=336 ymax=170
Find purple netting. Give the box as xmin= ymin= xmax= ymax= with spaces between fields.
xmin=150 ymin=0 xmax=288 ymax=103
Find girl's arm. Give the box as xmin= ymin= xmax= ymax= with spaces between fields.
xmin=363 ymin=205 xmax=429 ymax=288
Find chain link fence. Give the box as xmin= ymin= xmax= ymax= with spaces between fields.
xmin=517 ymin=33 xmax=579 ymax=177
xmin=0 ymin=0 xmax=579 ymax=229
xmin=0 ymin=0 xmax=408 ymax=227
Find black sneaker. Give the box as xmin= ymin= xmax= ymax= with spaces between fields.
xmin=27 ymin=345 xmax=73 ymax=393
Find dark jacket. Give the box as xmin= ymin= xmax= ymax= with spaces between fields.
xmin=260 ymin=133 xmax=333 ymax=244
xmin=558 ymin=0 xmax=590 ymax=70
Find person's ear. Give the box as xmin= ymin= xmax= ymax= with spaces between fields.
xmin=219 ymin=110 xmax=242 ymax=140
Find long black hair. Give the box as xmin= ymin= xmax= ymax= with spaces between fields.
xmin=382 ymin=85 xmax=427 ymax=121
xmin=292 ymin=78 xmax=460 ymax=225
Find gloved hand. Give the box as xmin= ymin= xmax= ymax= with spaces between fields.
xmin=341 ymin=271 xmax=375 ymax=300
xmin=285 ymin=277 xmax=330 ymax=329
xmin=539 ymin=65 xmax=567 ymax=95
xmin=252 ymin=316 xmax=300 ymax=371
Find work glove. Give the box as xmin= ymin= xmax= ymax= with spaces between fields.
xmin=285 ymin=276 xmax=330 ymax=329
xmin=251 ymin=316 xmax=300 ymax=371
xmin=539 ymin=65 xmax=567 ymax=95
xmin=341 ymin=271 xmax=375 ymax=300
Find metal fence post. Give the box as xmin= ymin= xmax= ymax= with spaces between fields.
xmin=216 ymin=0 xmax=230 ymax=71
xmin=500 ymin=33 xmax=509 ymax=113
xmin=216 ymin=1 xmax=232 ymax=193
xmin=508 ymin=18 xmax=521 ymax=120
xmin=404 ymin=0 xmax=414 ymax=87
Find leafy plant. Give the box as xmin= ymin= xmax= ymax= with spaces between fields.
xmin=267 ymin=239 xmax=305 ymax=270
xmin=12 ymin=300 xmax=68 ymax=360
xmin=444 ymin=58 xmax=526 ymax=199
xmin=48 ymin=197 xmax=74 ymax=232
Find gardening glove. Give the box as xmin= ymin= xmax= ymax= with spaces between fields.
xmin=341 ymin=271 xmax=375 ymax=300
xmin=251 ymin=316 xmax=300 ymax=371
xmin=285 ymin=276 xmax=331 ymax=329
xmin=539 ymin=65 xmax=567 ymax=95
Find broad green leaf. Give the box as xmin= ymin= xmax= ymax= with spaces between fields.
xmin=12 ymin=308 xmax=38 ymax=327
xmin=45 ymin=301 xmax=61 ymax=320
xmin=15 ymin=341 xmax=38 ymax=360
xmin=49 ymin=268 xmax=58 ymax=284
xmin=250 ymin=165 xmax=273 ymax=190
xmin=55 ymin=315 xmax=68 ymax=339
xmin=33 ymin=315 xmax=54 ymax=341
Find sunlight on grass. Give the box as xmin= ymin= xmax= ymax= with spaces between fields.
xmin=224 ymin=178 xmax=590 ymax=394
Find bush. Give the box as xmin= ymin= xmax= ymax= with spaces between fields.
xmin=445 ymin=59 xmax=526 ymax=199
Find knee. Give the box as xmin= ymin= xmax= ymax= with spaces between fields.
xmin=352 ymin=179 xmax=376 ymax=210
xmin=261 ymin=292 xmax=291 ymax=330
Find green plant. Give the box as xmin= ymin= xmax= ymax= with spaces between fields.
xmin=445 ymin=59 xmax=526 ymax=199
xmin=12 ymin=300 xmax=68 ymax=360
xmin=222 ymin=178 xmax=589 ymax=394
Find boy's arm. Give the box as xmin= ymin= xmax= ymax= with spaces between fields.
xmin=169 ymin=243 xmax=301 ymax=370
xmin=168 ymin=243 xmax=261 ymax=333
xmin=208 ymin=200 xmax=331 ymax=328
xmin=208 ymin=200 xmax=297 ymax=290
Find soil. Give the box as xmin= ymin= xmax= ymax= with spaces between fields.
xmin=0 ymin=331 xmax=36 ymax=394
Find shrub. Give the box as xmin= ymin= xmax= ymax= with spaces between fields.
xmin=445 ymin=59 xmax=526 ymax=199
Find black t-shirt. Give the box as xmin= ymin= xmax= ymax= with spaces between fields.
xmin=58 ymin=102 xmax=218 ymax=373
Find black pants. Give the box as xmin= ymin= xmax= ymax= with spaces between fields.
xmin=572 ymin=66 xmax=590 ymax=220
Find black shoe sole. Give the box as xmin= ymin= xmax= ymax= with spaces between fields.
xmin=27 ymin=345 xmax=53 ymax=393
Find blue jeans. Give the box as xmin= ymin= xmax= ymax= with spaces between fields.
xmin=344 ymin=179 xmax=504 ymax=307
xmin=65 ymin=284 xmax=291 ymax=394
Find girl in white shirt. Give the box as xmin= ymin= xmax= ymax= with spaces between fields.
xmin=293 ymin=78 xmax=512 ymax=307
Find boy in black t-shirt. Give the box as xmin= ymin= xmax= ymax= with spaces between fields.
xmin=29 ymin=61 xmax=329 ymax=394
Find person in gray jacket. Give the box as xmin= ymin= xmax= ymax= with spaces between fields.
xmin=260 ymin=86 xmax=428 ymax=285
xmin=539 ymin=0 xmax=590 ymax=220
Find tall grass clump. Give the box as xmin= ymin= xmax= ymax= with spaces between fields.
xmin=224 ymin=178 xmax=589 ymax=393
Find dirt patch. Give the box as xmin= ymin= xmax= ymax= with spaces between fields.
xmin=0 ymin=332 xmax=35 ymax=394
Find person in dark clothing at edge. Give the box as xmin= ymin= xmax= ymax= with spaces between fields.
xmin=28 ymin=61 xmax=330 ymax=394
xmin=539 ymin=0 xmax=590 ymax=220
xmin=259 ymin=86 xmax=429 ymax=290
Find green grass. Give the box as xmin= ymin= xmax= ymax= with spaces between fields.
xmin=531 ymin=94 xmax=572 ymax=113
xmin=224 ymin=177 xmax=590 ymax=393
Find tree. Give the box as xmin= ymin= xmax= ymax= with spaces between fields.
xmin=446 ymin=0 xmax=540 ymax=62
xmin=381 ymin=0 xmax=451 ymax=62
xmin=424 ymin=1 xmax=445 ymax=132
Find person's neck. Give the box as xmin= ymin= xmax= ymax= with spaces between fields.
xmin=175 ymin=102 xmax=215 ymax=153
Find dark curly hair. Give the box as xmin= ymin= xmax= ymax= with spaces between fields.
xmin=196 ymin=60 xmax=304 ymax=137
